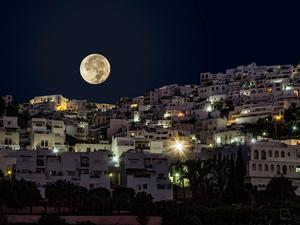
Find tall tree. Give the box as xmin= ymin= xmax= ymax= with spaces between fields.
xmin=132 ymin=192 xmax=153 ymax=225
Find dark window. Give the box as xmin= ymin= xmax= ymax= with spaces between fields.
xmin=261 ymin=150 xmax=266 ymax=160
xmin=254 ymin=150 xmax=259 ymax=159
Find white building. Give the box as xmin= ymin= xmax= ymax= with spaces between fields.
xmin=246 ymin=140 xmax=300 ymax=195
xmin=65 ymin=120 xmax=89 ymax=141
xmin=11 ymin=150 xmax=110 ymax=195
xmin=120 ymin=150 xmax=173 ymax=201
xmin=0 ymin=116 xmax=20 ymax=150
xmin=28 ymin=118 xmax=66 ymax=151
xmin=29 ymin=94 xmax=69 ymax=115
xmin=74 ymin=142 xmax=111 ymax=152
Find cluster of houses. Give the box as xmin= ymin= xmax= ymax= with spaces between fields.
xmin=1 ymin=62 xmax=300 ymax=199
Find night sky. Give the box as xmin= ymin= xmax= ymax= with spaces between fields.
xmin=1 ymin=0 xmax=300 ymax=103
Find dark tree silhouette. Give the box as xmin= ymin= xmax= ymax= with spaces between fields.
xmin=0 ymin=179 xmax=41 ymax=214
xmin=112 ymin=187 xmax=135 ymax=213
xmin=266 ymin=176 xmax=296 ymax=202
xmin=38 ymin=215 xmax=67 ymax=225
xmin=45 ymin=180 xmax=87 ymax=213
xmin=132 ymin=192 xmax=153 ymax=225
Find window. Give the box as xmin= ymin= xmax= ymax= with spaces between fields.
xmin=276 ymin=165 xmax=280 ymax=174
xmin=254 ymin=150 xmax=259 ymax=159
xmin=282 ymin=165 xmax=287 ymax=175
xmin=143 ymin=184 xmax=148 ymax=190
xmin=296 ymin=166 xmax=300 ymax=173
xmin=252 ymin=164 xmax=256 ymax=171
xmin=4 ymin=138 xmax=12 ymax=145
xmin=271 ymin=164 xmax=274 ymax=171
xmin=281 ymin=151 xmax=285 ymax=158
xmin=275 ymin=151 xmax=279 ymax=158
xmin=261 ymin=150 xmax=266 ymax=160
xmin=268 ymin=151 xmax=272 ymax=157
xmin=258 ymin=164 xmax=262 ymax=171
xmin=264 ymin=164 xmax=269 ymax=171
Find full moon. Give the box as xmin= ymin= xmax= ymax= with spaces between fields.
xmin=80 ymin=54 xmax=111 ymax=84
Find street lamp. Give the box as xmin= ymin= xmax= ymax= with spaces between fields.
xmin=293 ymin=125 xmax=298 ymax=132
xmin=53 ymin=147 xmax=59 ymax=154
xmin=169 ymin=138 xmax=189 ymax=160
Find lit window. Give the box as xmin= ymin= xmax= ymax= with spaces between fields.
xmin=296 ymin=166 xmax=300 ymax=173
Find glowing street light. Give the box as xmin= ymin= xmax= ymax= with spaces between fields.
xmin=53 ymin=147 xmax=59 ymax=154
xmin=112 ymin=155 xmax=119 ymax=163
xmin=169 ymin=138 xmax=189 ymax=159
xmin=7 ymin=170 xmax=12 ymax=176
xmin=251 ymin=138 xmax=256 ymax=144
xmin=175 ymin=142 xmax=184 ymax=153
xmin=112 ymin=155 xmax=119 ymax=166
xmin=293 ymin=125 xmax=298 ymax=131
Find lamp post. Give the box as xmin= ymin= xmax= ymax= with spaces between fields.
xmin=170 ymin=139 xmax=188 ymax=213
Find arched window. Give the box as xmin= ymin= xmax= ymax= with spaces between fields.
xmin=261 ymin=150 xmax=266 ymax=160
xmin=281 ymin=151 xmax=285 ymax=158
xmin=258 ymin=164 xmax=262 ymax=171
xmin=252 ymin=163 xmax=256 ymax=171
xmin=271 ymin=164 xmax=274 ymax=171
xmin=264 ymin=164 xmax=269 ymax=171
xmin=282 ymin=165 xmax=287 ymax=175
xmin=254 ymin=150 xmax=259 ymax=159
xmin=268 ymin=151 xmax=272 ymax=157
xmin=275 ymin=151 xmax=279 ymax=158
xmin=276 ymin=165 xmax=280 ymax=174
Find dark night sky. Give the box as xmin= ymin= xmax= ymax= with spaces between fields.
xmin=1 ymin=0 xmax=300 ymax=103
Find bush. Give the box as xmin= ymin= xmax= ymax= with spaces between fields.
xmin=38 ymin=215 xmax=67 ymax=225
xmin=0 ymin=214 xmax=8 ymax=225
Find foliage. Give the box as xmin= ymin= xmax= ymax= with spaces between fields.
xmin=256 ymin=176 xmax=296 ymax=205
xmin=132 ymin=192 xmax=153 ymax=225
xmin=38 ymin=214 xmax=67 ymax=225
xmin=81 ymin=187 xmax=112 ymax=214
xmin=0 ymin=178 xmax=41 ymax=210
xmin=112 ymin=187 xmax=135 ymax=212
xmin=0 ymin=214 xmax=8 ymax=225
xmin=45 ymin=180 xmax=87 ymax=212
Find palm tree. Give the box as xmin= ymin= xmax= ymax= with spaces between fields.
xmin=170 ymin=160 xmax=186 ymax=200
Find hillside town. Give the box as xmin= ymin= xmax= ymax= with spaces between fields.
xmin=1 ymin=62 xmax=300 ymax=205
